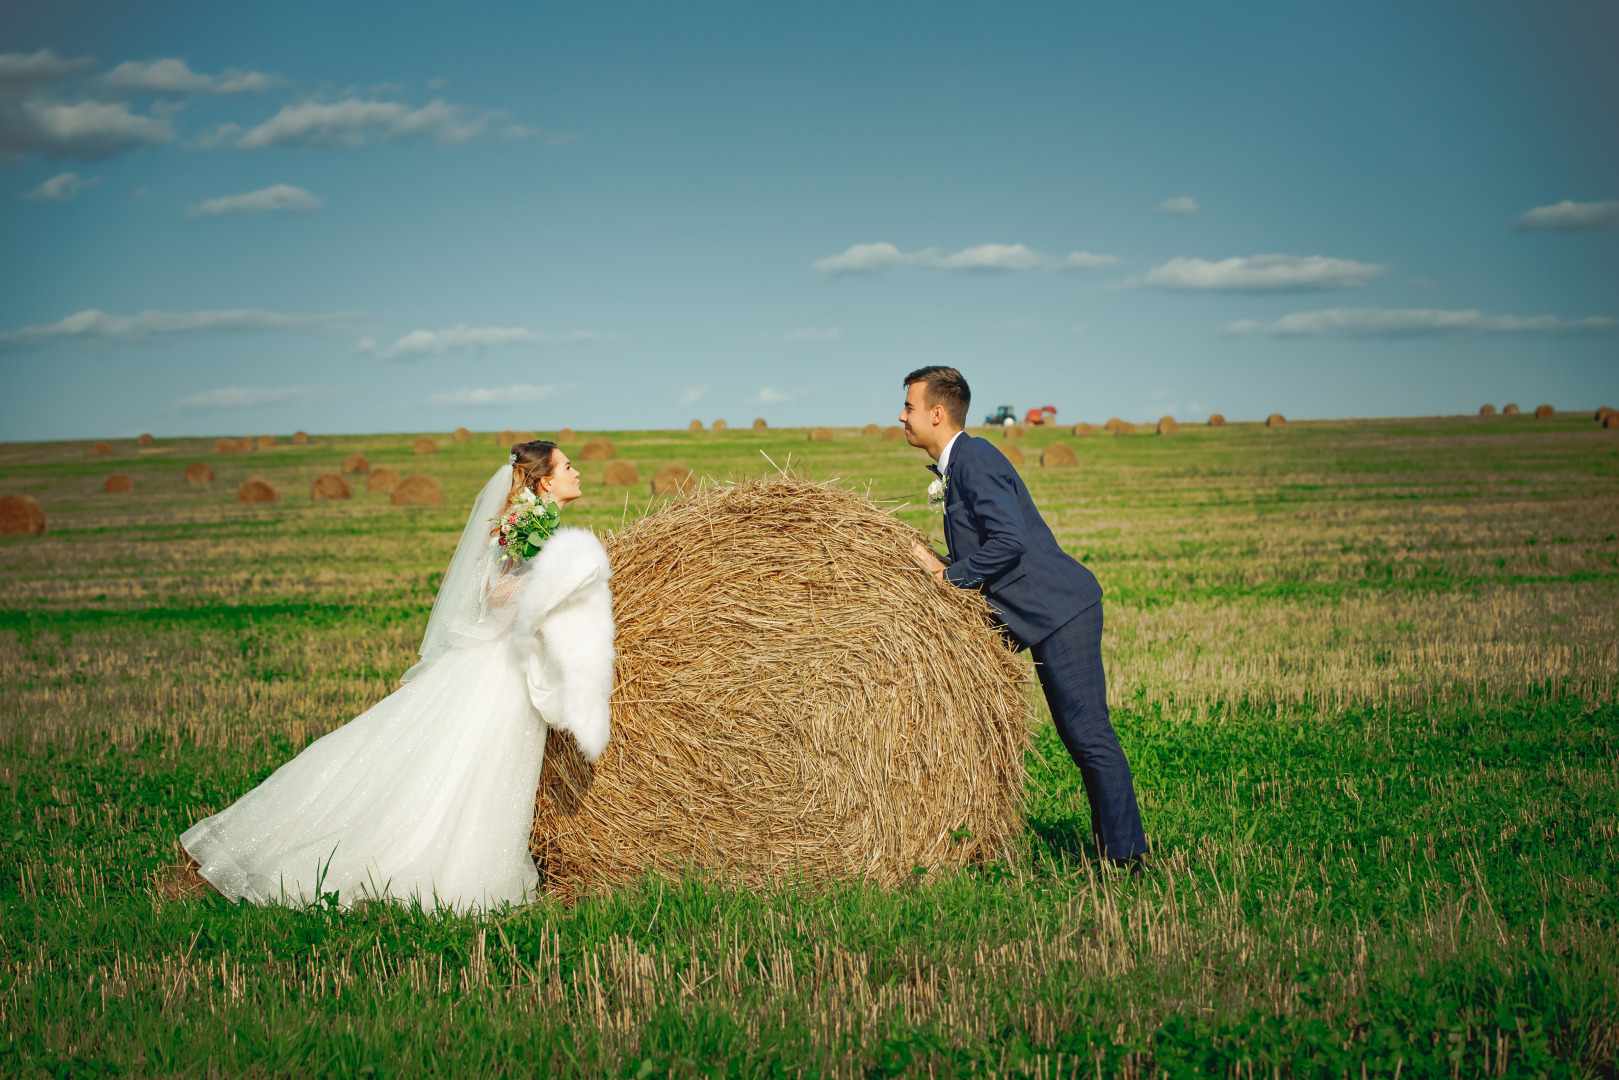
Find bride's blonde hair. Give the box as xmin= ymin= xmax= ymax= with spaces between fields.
xmin=490 ymin=440 xmax=558 ymax=535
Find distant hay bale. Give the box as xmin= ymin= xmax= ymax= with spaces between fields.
xmin=391 ymin=474 xmax=443 ymax=506
xmin=341 ymin=453 xmax=370 ymax=473
xmin=712 ymin=419 xmax=728 ymax=432
xmin=292 ymin=431 xmax=310 ymax=444
xmin=184 ymin=463 xmax=214 ymax=485
xmin=1104 ymin=419 xmax=1137 ymax=436
xmin=1480 ymin=405 xmax=1497 ymax=417
xmin=213 ymin=438 xmax=236 ymax=454
xmin=137 ymin=433 xmax=154 ymax=446
xmin=310 ymin=473 xmax=352 ymax=501
xmin=690 ymin=420 xmax=704 ymax=432
xmin=256 ymin=435 xmax=276 ymax=451
xmin=1603 ymin=413 xmax=1619 ymax=430
xmin=413 ymin=437 xmax=438 ymax=455
xmin=366 ymin=467 xmax=400 ymax=494
xmin=1071 ymin=423 xmax=1094 ymax=436
xmin=652 ymin=464 xmax=695 ymax=495
xmin=235 ymin=438 xmax=255 ymax=453
xmin=1534 ymin=404 xmax=1554 ymax=419
xmin=497 ymin=429 xmax=520 ymax=445
xmin=453 ymin=427 xmax=472 ymax=442
xmin=753 ymin=418 xmax=768 ymax=431
xmin=603 ymin=461 xmax=641 ymax=485
xmin=1592 ymin=407 xmax=1613 ymax=422
xmin=998 ymin=444 xmax=1026 ymax=466
xmin=91 ymin=441 xmax=111 ymax=455
xmin=881 ymin=426 xmax=905 ymax=441
xmin=0 ymin=494 xmax=47 ymax=536
xmin=236 ymin=478 xmax=277 ymax=504
xmin=528 ymin=474 xmax=1028 ymax=899
xmin=1040 ymin=444 xmax=1077 ymax=467
xmin=579 ymin=438 xmax=617 ymax=461
xmin=554 ymin=429 xmax=575 ymax=443
xmin=1208 ymin=414 xmax=1226 ymax=427
xmin=1266 ymin=413 xmax=1287 ymax=428
xmin=1503 ymin=403 xmax=1520 ymax=415
xmin=103 ymin=474 xmax=133 ymax=494
xmin=1004 ymin=424 xmax=1026 ymax=439
xmin=1157 ymin=416 xmax=1179 ymax=435
xmin=809 ymin=427 xmax=833 ymax=442
xmin=862 ymin=424 xmax=881 ymax=436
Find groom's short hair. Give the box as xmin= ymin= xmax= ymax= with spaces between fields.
xmin=902 ymin=366 xmax=971 ymax=427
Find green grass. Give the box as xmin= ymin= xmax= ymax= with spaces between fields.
xmin=3 ymin=417 xmax=1617 ymax=1076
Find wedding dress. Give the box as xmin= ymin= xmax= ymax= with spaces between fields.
xmin=181 ymin=466 xmax=615 ymax=912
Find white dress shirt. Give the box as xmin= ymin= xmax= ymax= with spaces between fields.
xmin=936 ymin=430 xmax=965 ymax=478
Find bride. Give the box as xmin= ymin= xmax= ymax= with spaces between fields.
xmin=181 ymin=441 xmax=616 ymax=911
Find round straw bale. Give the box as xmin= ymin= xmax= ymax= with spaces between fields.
xmin=753 ymin=418 xmax=768 ymax=431
xmin=310 ymin=473 xmax=352 ymax=501
xmin=809 ymin=427 xmax=833 ymax=441
xmin=862 ymin=424 xmax=881 ymax=436
xmin=529 ymin=475 xmax=1028 ymax=899
xmin=453 ymin=427 xmax=472 ymax=442
xmin=1104 ymin=419 xmax=1137 ymax=435
xmin=1157 ymin=416 xmax=1179 ymax=435
xmin=1040 ymin=443 xmax=1077 ymax=467
xmin=235 ymin=438 xmax=255 ymax=452
xmin=998 ymin=444 xmax=1026 ymax=466
xmin=137 ymin=433 xmax=154 ymax=446
xmin=391 ymin=474 xmax=443 ymax=506
xmin=213 ymin=438 xmax=236 ymax=454
xmin=713 ymin=419 xmax=728 ymax=432
xmin=603 ymin=461 xmax=641 ymax=485
xmin=1004 ymin=424 xmax=1026 ymax=439
xmin=184 ymin=463 xmax=214 ymax=485
xmin=1603 ymin=412 xmax=1619 ymax=429
xmin=690 ymin=420 xmax=704 ymax=432
xmin=91 ymin=441 xmax=111 ymax=455
xmin=292 ymin=431 xmax=310 ymax=444
xmin=651 ymin=464 xmax=695 ymax=495
xmin=413 ymin=437 xmax=438 ymax=455
xmin=236 ymin=478 xmax=277 ymax=504
xmin=497 ymin=429 xmax=520 ymax=445
xmin=579 ymin=437 xmax=617 ymax=461
xmin=341 ymin=453 xmax=370 ymax=473
xmin=366 ymin=467 xmax=400 ymax=494
xmin=0 ymin=494 xmax=47 ymax=536
xmin=1534 ymin=404 xmax=1554 ymax=419
xmin=1593 ymin=406 xmax=1613 ymax=422
xmin=103 ymin=473 xmax=133 ymax=494
xmin=556 ymin=428 xmax=576 ymax=443
xmin=1503 ymin=403 xmax=1520 ymax=415
xmin=1266 ymin=413 xmax=1287 ymax=428
xmin=881 ymin=426 xmax=905 ymax=441
xmin=1208 ymin=414 xmax=1226 ymax=427
xmin=1479 ymin=405 xmax=1496 ymax=417
xmin=256 ymin=435 xmax=276 ymax=451
xmin=1071 ymin=423 xmax=1095 ymax=436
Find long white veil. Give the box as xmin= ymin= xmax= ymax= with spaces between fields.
xmin=400 ymin=465 xmax=513 ymax=682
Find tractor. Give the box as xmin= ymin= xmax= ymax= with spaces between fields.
xmin=984 ymin=405 xmax=1016 ymax=427
xmin=1024 ymin=405 xmax=1058 ymax=426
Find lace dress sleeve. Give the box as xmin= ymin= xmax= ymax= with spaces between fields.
xmin=483 ymin=561 xmax=530 ymax=609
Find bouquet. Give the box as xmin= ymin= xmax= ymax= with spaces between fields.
xmin=493 ymin=488 xmax=561 ymax=562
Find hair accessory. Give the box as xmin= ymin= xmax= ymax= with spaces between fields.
xmin=508 ymin=453 xmax=517 ymax=464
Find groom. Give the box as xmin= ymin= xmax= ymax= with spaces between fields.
xmin=902 ymin=366 xmax=1148 ymax=872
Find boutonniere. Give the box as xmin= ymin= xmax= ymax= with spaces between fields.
xmin=927 ymin=475 xmax=948 ymax=511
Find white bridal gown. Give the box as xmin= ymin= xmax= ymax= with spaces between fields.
xmin=182 ymin=470 xmax=615 ymax=912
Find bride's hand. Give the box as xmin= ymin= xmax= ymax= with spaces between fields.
xmin=911 ymin=540 xmax=947 ymax=582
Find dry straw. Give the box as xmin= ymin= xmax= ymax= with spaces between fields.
xmin=1266 ymin=413 xmax=1287 ymax=428
xmin=808 ymin=427 xmax=833 ymax=442
xmin=310 ymin=473 xmax=352 ymax=501
xmin=366 ymin=467 xmax=401 ymax=494
xmin=453 ymin=427 xmax=472 ymax=442
xmin=651 ymin=464 xmax=694 ymax=495
xmin=498 ymin=429 xmax=520 ymax=445
xmin=998 ymin=444 xmax=1027 ymax=465
xmin=1594 ymin=407 xmax=1613 ymax=422
xmin=341 ymin=454 xmax=370 ymax=474
xmin=0 ymin=494 xmax=46 ymax=536
xmin=183 ymin=463 xmax=214 ymax=486
xmin=137 ymin=433 xmax=154 ymax=446
xmin=1208 ymin=414 xmax=1226 ymax=427
xmin=580 ymin=438 xmax=617 ymax=461
xmin=1104 ymin=418 xmax=1136 ymax=435
xmin=234 ymin=438 xmax=254 ymax=453
xmin=91 ymin=441 xmax=111 ymax=456
xmin=1535 ymin=404 xmax=1555 ymax=419
xmin=752 ymin=419 xmax=768 ymax=431
xmin=881 ymin=426 xmax=905 ymax=441
xmin=557 ymin=429 xmax=577 ymax=443
xmin=1605 ymin=413 xmax=1619 ymax=430
xmin=1071 ymin=423 xmax=1095 ymax=437
xmin=1157 ymin=416 xmax=1179 ymax=435
xmin=236 ymin=479 xmax=277 ymax=504
xmin=256 ymin=436 xmax=276 ymax=451
xmin=413 ymin=437 xmax=438 ymax=455
xmin=103 ymin=474 xmax=133 ymax=494
xmin=214 ymin=439 xmax=237 ymax=454
xmin=862 ymin=424 xmax=881 ymax=436
xmin=1040 ymin=444 xmax=1077 ymax=468
xmin=712 ymin=420 xmax=729 ymax=432
xmin=1480 ymin=405 xmax=1497 ymax=417
xmin=603 ymin=461 xmax=640 ymax=486
xmin=690 ymin=420 xmax=704 ymax=432
xmin=292 ymin=431 xmax=310 ymax=444
xmin=1504 ymin=403 xmax=1520 ymax=415
xmin=529 ymin=474 xmax=1029 ymax=900
xmin=391 ymin=475 xmax=443 ymax=505
xmin=1003 ymin=424 xmax=1026 ymax=439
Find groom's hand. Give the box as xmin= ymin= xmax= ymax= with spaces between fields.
xmin=911 ymin=540 xmax=948 ymax=582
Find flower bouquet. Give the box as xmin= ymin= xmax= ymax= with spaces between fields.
xmin=493 ymin=488 xmax=561 ymax=562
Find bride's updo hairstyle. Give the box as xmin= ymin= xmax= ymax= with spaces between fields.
xmin=491 ymin=441 xmax=558 ymax=535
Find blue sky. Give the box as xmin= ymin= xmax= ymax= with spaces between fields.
xmin=2 ymin=0 xmax=1615 ymax=439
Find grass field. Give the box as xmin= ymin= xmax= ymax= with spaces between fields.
xmin=3 ymin=415 xmax=1617 ymax=1077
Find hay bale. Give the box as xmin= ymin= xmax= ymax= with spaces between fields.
xmin=236 ymin=478 xmax=277 ymax=504
xmin=453 ymin=427 xmax=472 ymax=442
xmin=1480 ymin=405 xmax=1497 ymax=417
xmin=1604 ymin=412 xmax=1619 ymax=430
xmin=1071 ymin=423 xmax=1095 ymax=437
xmin=1593 ymin=407 xmax=1613 ymax=422
xmin=103 ymin=473 xmax=133 ymax=494
xmin=235 ymin=438 xmax=255 ymax=453
xmin=809 ymin=427 xmax=833 ymax=442
xmin=1503 ymin=403 xmax=1520 ymax=415
xmin=1040 ymin=444 xmax=1077 ymax=467
xmin=1534 ymin=404 xmax=1554 ymax=419
xmin=603 ymin=461 xmax=641 ymax=486
xmin=579 ymin=438 xmax=617 ymax=461
xmin=413 ymin=437 xmax=438 ymax=455
xmin=1208 ymin=414 xmax=1226 ymax=427
xmin=256 ymin=435 xmax=276 ymax=451
xmin=1004 ymin=424 xmax=1026 ymax=439
xmin=91 ymin=441 xmax=111 ymax=455
xmin=391 ymin=475 xmax=443 ymax=506
xmin=137 ymin=433 xmax=154 ymax=446
xmin=881 ymin=426 xmax=905 ymax=441
xmin=1104 ymin=419 xmax=1137 ymax=435
xmin=213 ymin=438 xmax=236 ymax=454
xmin=366 ymin=467 xmax=400 ymax=494
xmin=497 ymin=429 xmax=520 ymax=445
xmin=713 ymin=419 xmax=728 ymax=432
xmin=529 ymin=475 xmax=1028 ymax=899
xmin=1266 ymin=413 xmax=1287 ymax=428
xmin=310 ymin=473 xmax=352 ymax=501
xmin=753 ymin=418 xmax=768 ymax=431
xmin=862 ymin=424 xmax=881 ymax=436
xmin=1157 ymin=416 xmax=1179 ymax=435
xmin=998 ymin=444 xmax=1026 ymax=466
xmin=557 ymin=428 xmax=576 ymax=443
xmin=690 ymin=420 xmax=704 ymax=432
xmin=652 ymin=464 xmax=695 ymax=495
xmin=341 ymin=453 xmax=370 ymax=474
xmin=0 ymin=494 xmax=47 ymax=536
xmin=184 ymin=463 xmax=214 ymax=485
xmin=292 ymin=431 xmax=310 ymax=444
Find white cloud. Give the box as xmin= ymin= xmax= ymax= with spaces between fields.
xmin=1511 ymin=199 xmax=1619 ymax=232
xmin=1137 ymin=253 xmax=1388 ymax=291
xmin=784 ymin=327 xmax=840 ymax=342
xmin=1225 ymin=307 xmax=1619 ymax=338
xmin=186 ymin=183 xmax=323 ymax=217
xmin=360 ymin=324 xmax=596 ymax=359
xmin=1 ymin=97 xmax=175 ymax=160
xmin=1157 ymin=196 xmax=1198 ymax=214
xmin=0 ymin=50 xmax=96 ymax=85
xmin=0 ymin=307 xmax=352 ymax=350
xmin=680 ymin=385 xmax=710 ymax=404
xmin=195 ymin=122 xmax=243 ymax=148
xmin=235 ymin=97 xmax=493 ymax=149
xmin=174 ymin=385 xmax=341 ymax=411
xmin=501 ymin=124 xmax=540 ymax=140
xmin=753 ymin=386 xmax=818 ymax=405
xmin=102 ymin=58 xmax=279 ymax=95
xmin=812 ymin=241 xmax=1118 ymax=277
xmin=22 ymin=171 xmax=100 ymax=202
xmin=426 ymin=385 xmax=567 ymax=407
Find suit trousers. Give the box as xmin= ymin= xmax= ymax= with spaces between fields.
xmin=1029 ymin=602 xmax=1148 ymax=861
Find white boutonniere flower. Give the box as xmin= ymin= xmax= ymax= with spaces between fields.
xmin=927 ymin=475 xmax=947 ymax=511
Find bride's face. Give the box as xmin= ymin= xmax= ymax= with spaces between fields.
xmin=537 ymin=451 xmax=583 ymax=506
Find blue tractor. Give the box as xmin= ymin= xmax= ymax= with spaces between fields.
xmin=983 ymin=405 xmax=1016 ymax=427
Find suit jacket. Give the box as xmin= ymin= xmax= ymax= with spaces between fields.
xmin=932 ymin=433 xmax=1102 ymax=648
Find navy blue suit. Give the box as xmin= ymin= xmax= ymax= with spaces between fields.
xmin=932 ymin=433 xmax=1147 ymax=861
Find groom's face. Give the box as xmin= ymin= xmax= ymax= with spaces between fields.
xmin=900 ymin=382 xmax=944 ymax=450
